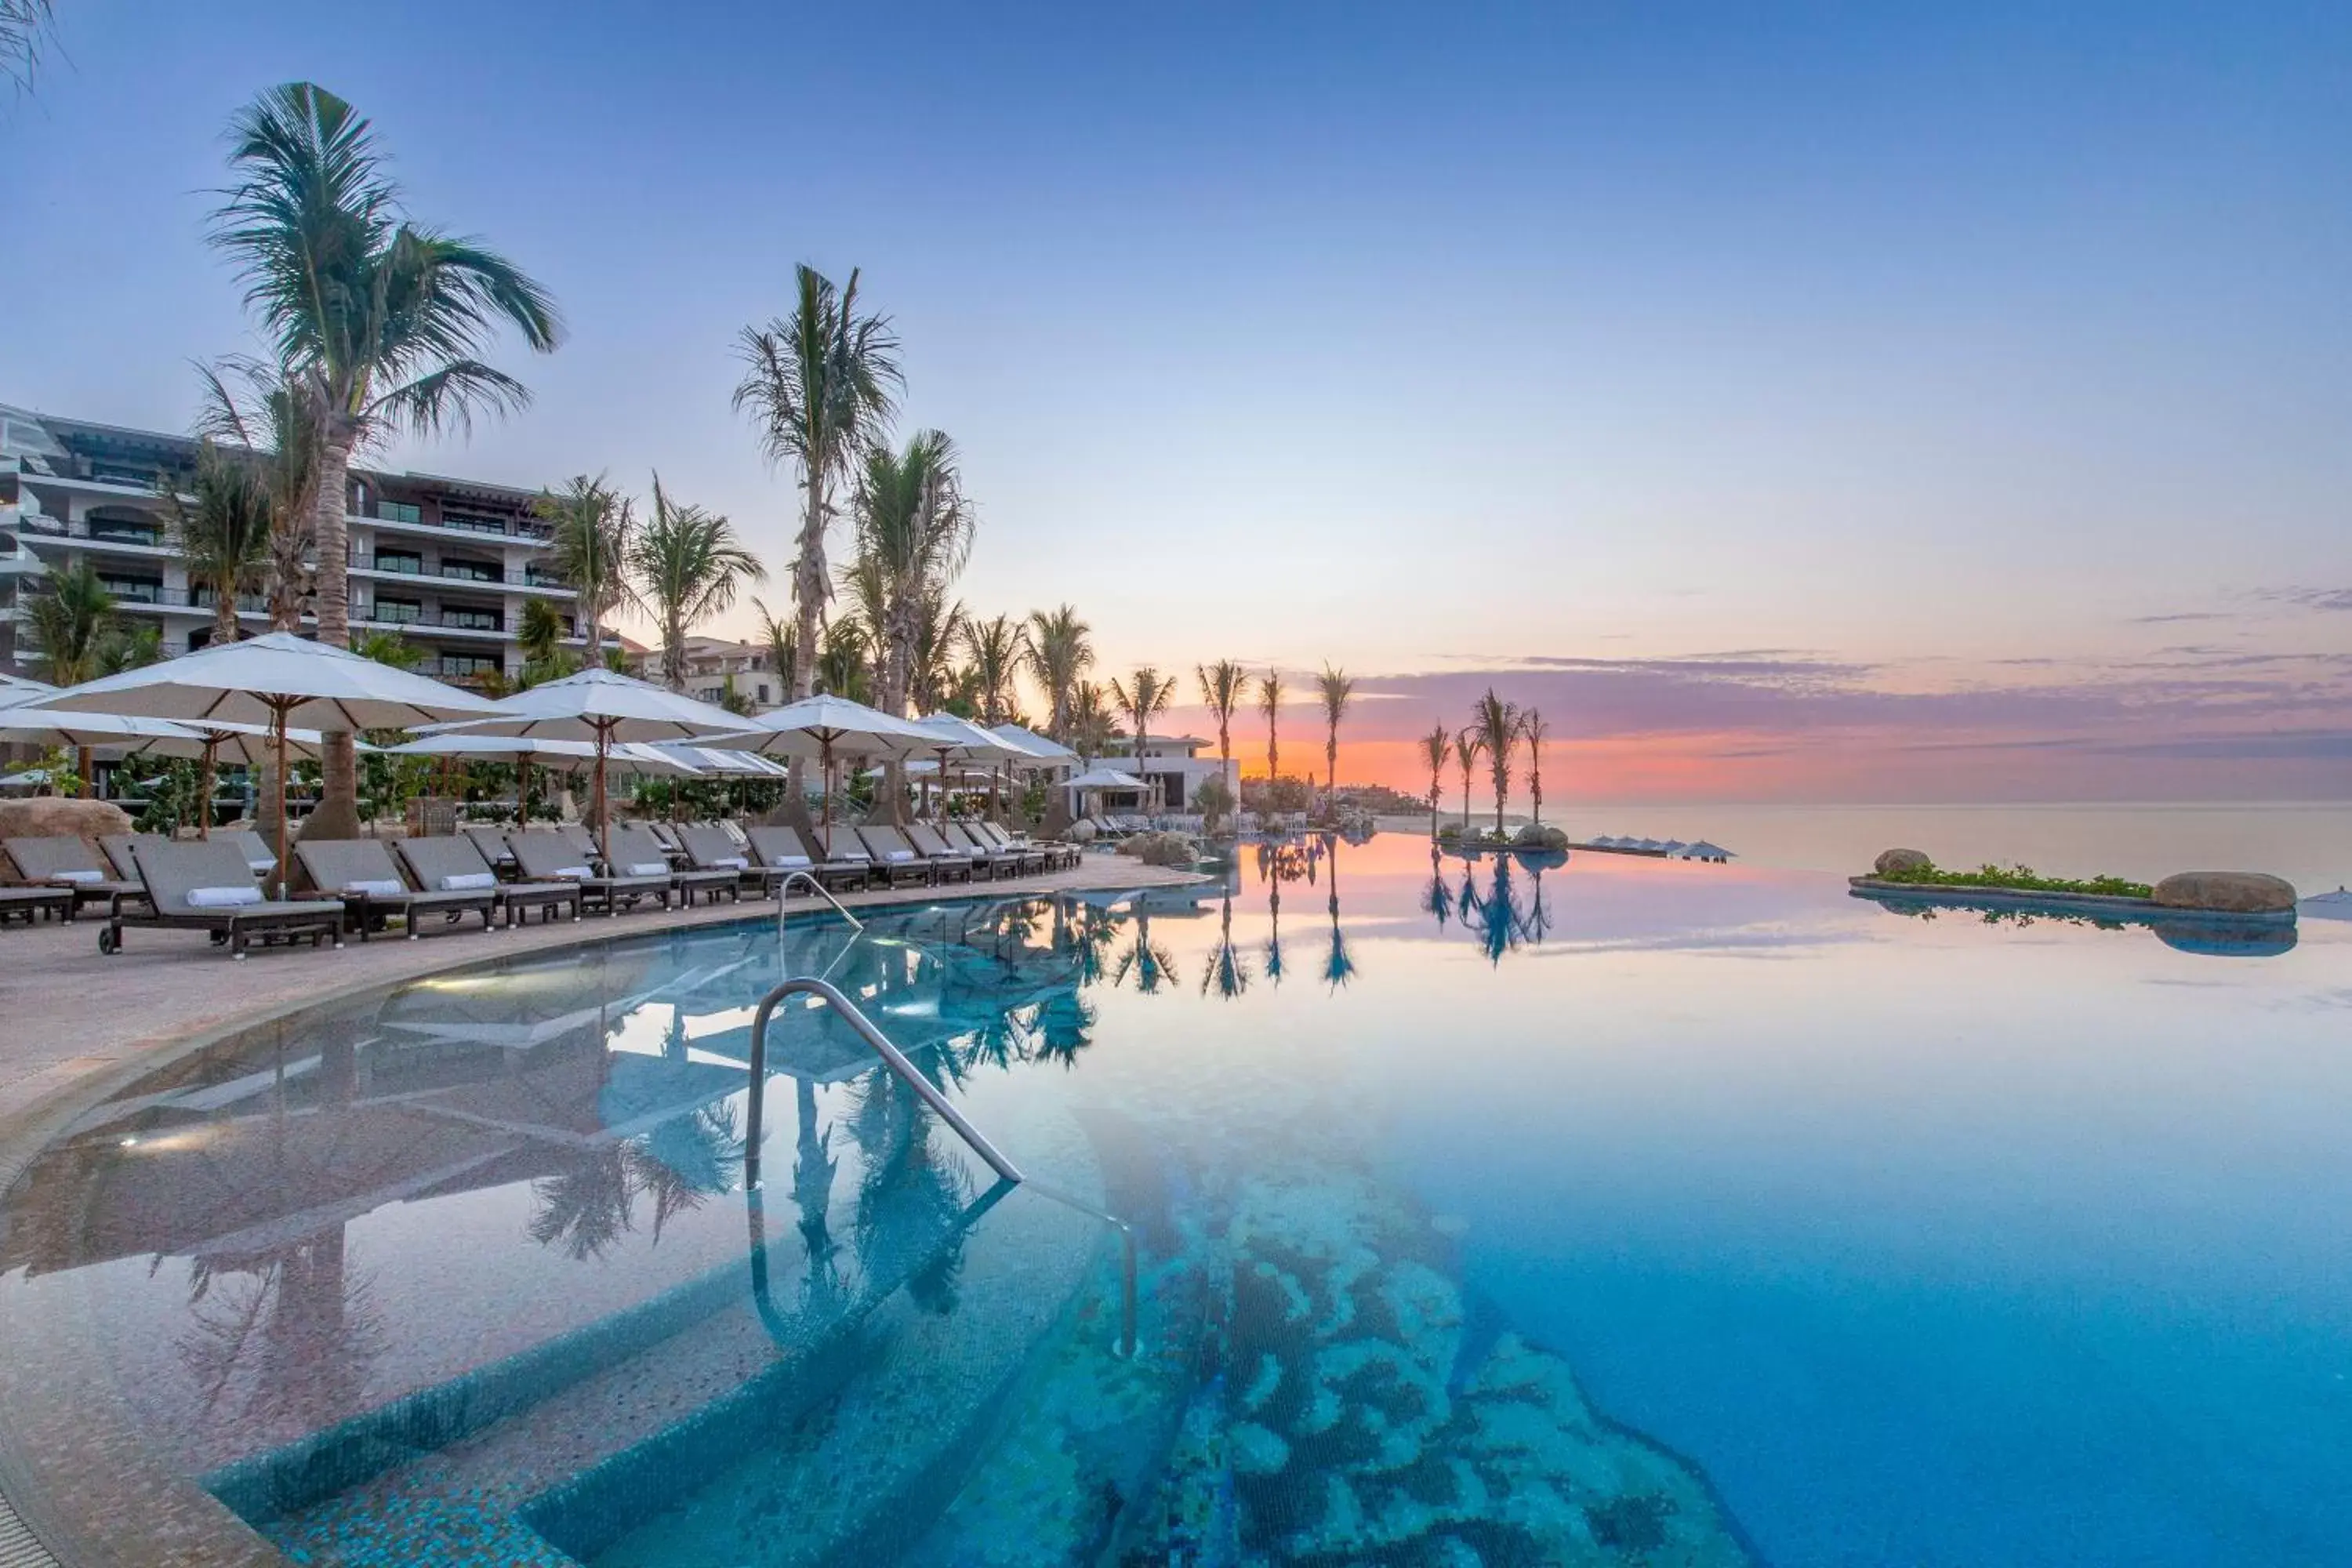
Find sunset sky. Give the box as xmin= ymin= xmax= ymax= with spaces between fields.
xmin=5 ymin=2 xmax=2347 ymax=801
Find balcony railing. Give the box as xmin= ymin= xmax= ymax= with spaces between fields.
xmin=103 ymin=585 xmax=271 ymax=614
xmin=349 ymin=548 xmax=572 ymax=592
xmin=357 ymin=606 xmax=507 ymax=634
xmin=358 ymin=505 xmax=550 ymax=545
xmin=17 ymin=516 xmax=169 ymax=550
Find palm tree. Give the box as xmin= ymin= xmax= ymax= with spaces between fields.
xmin=1110 ymin=668 xmax=1174 ymax=811
xmin=851 ymin=430 xmax=973 ymax=716
xmin=211 ymin=82 xmax=561 ymax=839
xmin=25 ymin=561 xmax=116 ymax=799
xmin=96 ymin=621 xmax=162 ymax=675
xmin=629 ymin=475 xmax=764 ymax=691
xmin=1421 ymin=721 xmax=1450 ymax=840
xmin=1316 ymin=663 xmax=1356 ymax=816
xmin=1196 ymin=659 xmax=1245 ymax=810
xmin=751 ymin=597 xmax=797 ymax=700
xmin=1258 ymin=669 xmax=1285 ymax=786
xmin=1453 ymin=728 xmax=1483 ymax=833
xmin=194 ymin=358 xmax=321 ymax=634
xmin=1522 ymin=707 xmax=1549 ymax=825
xmin=1067 ymin=681 xmax=1116 ymax=765
xmin=1024 ymin=604 xmax=1092 ymax=741
xmin=516 ymin=595 xmax=570 ymax=681
xmin=905 ymin=592 xmax=967 ymax=717
xmin=815 ymin=619 xmax=873 ymax=704
xmin=534 ymin=474 xmax=633 ymax=662
xmin=2 ymin=0 xmax=53 ymax=95
xmin=350 ymin=629 xmax=423 ymax=670
xmin=1472 ymin=688 xmax=1519 ymax=837
xmin=962 ymin=615 xmax=1025 ymax=727
xmin=162 ymin=441 xmax=272 ymax=645
xmin=734 ymin=265 xmax=902 ymax=706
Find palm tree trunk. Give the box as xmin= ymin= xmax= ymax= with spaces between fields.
xmin=303 ymin=430 xmax=360 ymax=841
xmin=790 ymin=482 xmax=825 ymax=702
xmin=1327 ymin=733 xmax=1338 ymax=815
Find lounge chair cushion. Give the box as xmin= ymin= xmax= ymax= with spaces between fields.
xmin=551 ymin=866 xmax=592 ymax=880
xmin=187 ymin=885 xmax=263 ymax=909
xmin=626 ymin=861 xmax=669 ymax=877
xmin=768 ymin=853 xmax=812 ymax=869
xmin=885 ymin=849 xmax=915 ymax=862
xmin=712 ymin=855 xmax=748 ymax=869
xmin=341 ymin=878 xmax=405 ymax=898
xmin=438 ymin=872 xmax=497 ymax=891
xmin=51 ymin=868 xmax=101 ymax=884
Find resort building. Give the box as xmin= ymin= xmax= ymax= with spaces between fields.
xmin=631 ymin=634 xmax=789 ymax=711
xmin=1097 ymin=734 xmax=1238 ymax=810
xmin=0 ymin=403 xmax=608 ymax=687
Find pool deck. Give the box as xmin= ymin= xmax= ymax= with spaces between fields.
xmin=0 ymin=853 xmax=1203 ymax=1134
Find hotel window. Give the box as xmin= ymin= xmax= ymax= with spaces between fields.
xmin=373 ymin=597 xmax=422 ymax=625
xmin=96 ymin=573 xmax=162 ymax=602
xmin=374 ymin=551 xmax=423 ymax=575
xmin=376 ymin=500 xmax=423 ymax=524
xmin=439 ymin=557 xmax=499 ymax=583
xmin=441 ymin=604 xmax=499 ymax=632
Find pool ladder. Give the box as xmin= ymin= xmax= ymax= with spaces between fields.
xmin=746 ymin=976 xmax=1138 ymax=1357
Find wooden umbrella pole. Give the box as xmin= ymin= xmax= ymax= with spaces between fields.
xmin=819 ymin=737 xmax=834 ymax=857
xmin=594 ymin=724 xmax=611 ymax=866
xmin=519 ymin=752 xmax=532 ymax=829
xmin=271 ymin=701 xmax=291 ymax=898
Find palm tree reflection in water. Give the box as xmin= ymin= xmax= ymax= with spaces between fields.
xmin=1203 ymin=882 xmax=1253 ymax=1000
xmin=1446 ymin=850 xmax=1555 ymax=965
xmin=1323 ymin=832 xmax=1356 ymax=991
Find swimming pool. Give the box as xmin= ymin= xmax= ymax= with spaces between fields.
xmin=1 ymin=833 xmax=2346 ymax=1566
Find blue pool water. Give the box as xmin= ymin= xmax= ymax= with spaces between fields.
xmin=1 ymin=833 xmax=2347 ymax=1566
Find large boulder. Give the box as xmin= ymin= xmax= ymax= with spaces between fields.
xmin=0 ymin=797 xmax=136 ymax=843
xmin=2151 ymin=871 xmax=2296 ymax=914
xmin=1513 ymin=822 xmax=1570 ymax=851
xmin=1874 ymin=848 xmax=1933 ymax=876
xmin=1116 ymin=829 xmax=1197 ymax=867
xmin=1065 ymin=818 xmax=1098 ymax=843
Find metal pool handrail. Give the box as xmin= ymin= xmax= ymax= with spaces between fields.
xmin=776 ymin=871 xmax=863 ymax=932
xmin=745 ymin=975 xmax=1138 ymax=1356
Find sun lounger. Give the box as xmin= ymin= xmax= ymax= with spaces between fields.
xmin=973 ymin=820 xmax=1058 ymax=873
xmin=903 ymin=822 xmax=976 ymax=883
xmin=0 ymin=885 xmax=74 ymax=925
xmin=462 ymin=823 xmax=520 ymax=874
xmin=854 ymin=826 xmax=936 ymax=888
xmin=100 ymin=832 xmax=171 ymax=882
xmin=223 ymin=829 xmax=278 ymax=879
xmin=942 ymin=822 xmax=1025 ymax=879
xmin=508 ymin=830 xmax=671 ymax=917
xmin=396 ymin=835 xmax=582 ymax=927
xmin=744 ymin=826 xmax=870 ymax=894
xmin=678 ymin=824 xmax=782 ymax=896
xmin=101 ymin=838 xmax=345 ymax=958
xmin=556 ymin=823 xmax=604 ymax=865
xmin=609 ymin=823 xmax=739 ymax=906
xmin=645 ymin=822 xmax=689 ymax=859
xmin=294 ymin=838 xmax=497 ymax=941
xmin=5 ymin=835 xmax=146 ymax=913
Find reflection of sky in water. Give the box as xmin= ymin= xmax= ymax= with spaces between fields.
xmin=5 ymin=833 xmax=2347 ymax=1566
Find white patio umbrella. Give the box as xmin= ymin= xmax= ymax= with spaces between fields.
xmin=24 ymin=632 xmax=498 ymax=891
xmin=387 ymin=731 xmax=602 ymax=826
xmin=909 ymin=713 xmax=1034 ymax=818
xmin=1063 ymin=766 xmax=1146 ymax=821
xmin=719 ymin=695 xmax=935 ymax=854
xmin=0 ymin=672 xmax=58 ymax=709
xmin=445 ymin=668 xmax=745 ymax=859
xmin=989 ymin=723 xmax=1076 ymax=764
xmin=0 ymin=712 xmax=341 ymax=836
xmin=1679 ymin=840 xmax=1734 ymax=862
xmin=645 ymin=744 xmax=789 ymax=778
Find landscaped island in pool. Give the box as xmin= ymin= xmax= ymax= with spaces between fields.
xmin=2 ymin=833 xmax=2347 ymax=1566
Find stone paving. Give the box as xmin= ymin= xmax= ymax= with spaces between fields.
xmin=0 ymin=855 xmax=1200 ymax=1131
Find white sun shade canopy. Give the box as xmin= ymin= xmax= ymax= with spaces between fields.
xmin=24 ymin=631 xmax=501 ymax=730
xmin=0 ymin=709 xmax=348 ymax=763
xmin=909 ymin=713 xmax=1035 ymax=763
xmin=988 ymin=723 xmax=1076 ymax=763
xmin=384 ymin=732 xmax=604 ymax=764
xmin=644 ymin=744 xmax=790 ymax=777
xmin=1063 ymin=767 xmax=1147 ymax=791
xmin=0 ymin=672 xmax=58 ymax=709
xmin=451 ymin=667 xmax=749 ymax=743
xmin=722 ymin=695 xmax=937 ymax=760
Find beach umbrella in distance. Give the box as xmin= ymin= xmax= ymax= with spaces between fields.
xmin=1062 ymin=765 xmax=1146 ymax=822
xmin=23 ymin=631 xmax=498 ymax=890
xmin=989 ymin=722 xmax=1076 ymax=764
xmin=440 ymin=668 xmax=744 ymax=859
xmin=1681 ymin=840 xmax=1733 ymax=862
xmin=717 ymin=695 xmax=936 ymax=855
xmin=910 ymin=713 xmax=1035 ymax=820
xmin=386 ymin=731 xmax=603 ymax=826
xmin=1659 ymin=839 xmax=1688 ymax=855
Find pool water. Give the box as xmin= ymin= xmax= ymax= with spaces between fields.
xmin=2 ymin=833 xmax=2347 ymax=1566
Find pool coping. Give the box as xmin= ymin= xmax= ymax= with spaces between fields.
xmin=0 ymin=866 xmax=1206 ymax=1568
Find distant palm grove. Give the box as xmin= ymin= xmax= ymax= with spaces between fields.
xmin=17 ymin=78 xmax=1553 ymax=837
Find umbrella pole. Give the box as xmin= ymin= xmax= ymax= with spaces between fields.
xmin=820 ymin=737 xmax=834 ymax=858
xmin=519 ymin=753 xmax=532 ymax=829
xmin=199 ymin=741 xmax=216 ymax=840
xmin=271 ymin=702 xmax=290 ymax=898
xmin=594 ymin=725 xmax=611 ymax=866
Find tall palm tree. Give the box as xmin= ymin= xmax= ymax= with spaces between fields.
xmin=1453 ymin=728 xmax=1483 ymax=834
xmin=815 ymin=619 xmax=873 ymax=704
xmin=26 ymin=561 xmax=118 ymax=798
xmin=629 ymin=476 xmax=764 ymax=691
xmin=1196 ymin=659 xmax=1246 ymax=808
xmin=851 ymin=430 xmax=973 ymax=717
xmin=1258 ymin=669 xmax=1285 ymax=785
xmin=1472 ymin=688 xmax=1519 ymax=837
xmin=751 ymin=597 xmax=797 ymax=700
xmin=162 ymin=441 xmax=272 ymax=645
xmin=1421 ymin=721 xmax=1450 ymax=840
xmin=1024 ymin=604 xmax=1092 ymax=741
xmin=905 ymin=592 xmax=967 ymax=717
xmin=1110 ymin=668 xmax=1174 ymax=811
xmin=194 ymin=357 xmax=321 ymax=634
xmin=734 ymin=264 xmax=902 ymax=705
xmin=534 ymin=474 xmax=633 ymax=662
xmin=1522 ymin=707 xmax=1549 ymax=825
xmin=211 ymin=82 xmax=561 ymax=839
xmin=1067 ymin=681 xmax=1116 ymax=765
xmin=963 ymin=614 xmax=1025 ymax=727
xmin=516 ymin=595 xmax=568 ymax=677
xmin=1316 ymin=663 xmax=1356 ymax=816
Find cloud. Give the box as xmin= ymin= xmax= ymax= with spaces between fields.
xmin=2256 ymin=586 xmax=2352 ymax=613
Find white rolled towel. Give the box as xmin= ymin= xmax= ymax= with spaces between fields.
xmin=187 ymin=885 xmax=262 ymax=909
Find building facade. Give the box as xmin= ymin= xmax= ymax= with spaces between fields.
xmin=629 ymin=635 xmax=789 ymax=712
xmin=0 ymin=405 xmax=603 ymax=685
xmin=1099 ymin=735 xmax=1239 ymax=810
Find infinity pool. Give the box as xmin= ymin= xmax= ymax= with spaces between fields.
xmin=1 ymin=834 xmax=2346 ymax=1566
